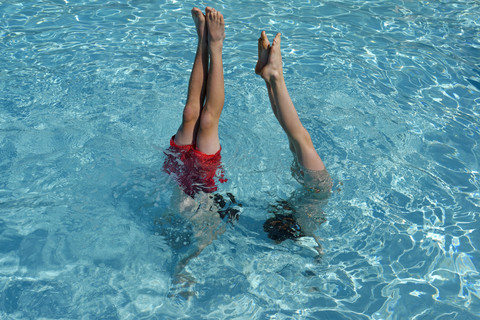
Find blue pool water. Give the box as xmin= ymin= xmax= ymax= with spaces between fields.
xmin=1 ymin=0 xmax=479 ymax=319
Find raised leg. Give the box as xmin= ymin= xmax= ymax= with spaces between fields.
xmin=195 ymin=8 xmax=225 ymax=155
xmin=256 ymin=31 xmax=326 ymax=171
xmin=174 ymin=8 xmax=209 ymax=146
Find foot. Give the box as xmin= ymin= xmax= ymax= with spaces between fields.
xmin=191 ymin=7 xmax=207 ymax=41
xmin=258 ymin=33 xmax=283 ymax=82
xmin=206 ymin=8 xmax=225 ymax=49
xmin=255 ymin=31 xmax=270 ymax=75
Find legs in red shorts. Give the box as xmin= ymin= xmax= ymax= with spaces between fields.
xmin=164 ymin=7 xmax=226 ymax=197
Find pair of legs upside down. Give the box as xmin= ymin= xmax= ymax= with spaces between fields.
xmin=163 ymin=7 xmax=226 ymax=198
xmin=165 ymin=7 xmax=331 ymax=198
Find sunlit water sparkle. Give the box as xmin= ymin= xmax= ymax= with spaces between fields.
xmin=1 ymin=0 xmax=479 ymax=319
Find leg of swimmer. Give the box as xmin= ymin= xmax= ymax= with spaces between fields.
xmin=266 ymin=81 xmax=296 ymax=154
xmin=174 ymin=8 xmax=209 ymax=146
xmin=259 ymin=33 xmax=326 ymax=171
xmin=257 ymin=31 xmax=297 ymax=154
xmin=266 ymin=82 xmax=279 ymax=122
xmin=271 ymin=79 xmax=325 ymax=171
xmin=269 ymin=73 xmax=325 ymax=171
xmin=195 ymin=8 xmax=225 ymax=155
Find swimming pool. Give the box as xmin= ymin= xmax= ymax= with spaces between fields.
xmin=1 ymin=0 xmax=479 ymax=318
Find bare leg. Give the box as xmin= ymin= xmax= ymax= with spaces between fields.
xmin=174 ymin=8 xmax=209 ymax=146
xmin=256 ymin=32 xmax=297 ymax=155
xmin=195 ymin=7 xmax=225 ymax=155
xmin=256 ymin=32 xmax=326 ymax=171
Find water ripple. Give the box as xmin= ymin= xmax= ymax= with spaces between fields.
xmin=1 ymin=0 xmax=479 ymax=319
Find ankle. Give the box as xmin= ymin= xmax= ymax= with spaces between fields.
xmin=197 ymin=37 xmax=207 ymax=47
xmin=182 ymin=104 xmax=200 ymax=124
xmin=208 ymin=40 xmax=223 ymax=50
xmin=262 ymin=70 xmax=283 ymax=84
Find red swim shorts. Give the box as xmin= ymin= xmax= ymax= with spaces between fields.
xmin=163 ymin=136 xmax=227 ymax=197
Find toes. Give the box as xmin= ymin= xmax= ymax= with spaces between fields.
xmin=258 ymin=37 xmax=264 ymax=49
xmin=206 ymin=10 xmax=214 ymax=19
xmin=207 ymin=10 xmax=223 ymax=24
xmin=259 ymin=31 xmax=271 ymax=48
xmin=191 ymin=7 xmax=205 ymax=22
xmin=205 ymin=7 xmax=216 ymax=17
xmin=191 ymin=7 xmax=201 ymax=16
xmin=273 ymin=32 xmax=281 ymax=45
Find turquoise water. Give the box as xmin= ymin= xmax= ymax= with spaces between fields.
xmin=1 ymin=0 xmax=479 ymax=319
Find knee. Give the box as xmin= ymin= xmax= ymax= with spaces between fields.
xmin=182 ymin=104 xmax=200 ymax=125
xmin=199 ymin=108 xmax=219 ymax=131
xmin=292 ymin=127 xmax=314 ymax=148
